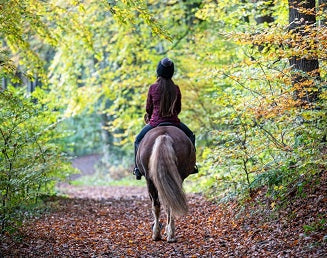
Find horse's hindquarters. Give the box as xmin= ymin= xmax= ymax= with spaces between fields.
xmin=136 ymin=126 xmax=196 ymax=242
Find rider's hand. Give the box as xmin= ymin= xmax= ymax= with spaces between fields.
xmin=144 ymin=113 xmax=150 ymax=124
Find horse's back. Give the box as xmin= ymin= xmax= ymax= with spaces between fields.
xmin=137 ymin=126 xmax=196 ymax=180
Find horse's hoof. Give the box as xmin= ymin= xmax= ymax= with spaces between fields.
xmin=152 ymin=235 xmax=161 ymax=241
xmin=167 ymin=237 xmax=176 ymax=243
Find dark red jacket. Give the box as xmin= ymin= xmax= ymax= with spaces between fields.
xmin=146 ymin=82 xmax=181 ymax=127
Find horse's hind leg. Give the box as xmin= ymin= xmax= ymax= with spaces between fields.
xmin=148 ymin=180 xmax=161 ymax=241
xmin=152 ymin=200 xmax=161 ymax=241
xmin=166 ymin=208 xmax=176 ymax=242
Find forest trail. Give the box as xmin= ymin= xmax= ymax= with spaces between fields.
xmin=1 ymin=156 xmax=326 ymax=257
xmin=2 ymin=183 xmax=327 ymax=257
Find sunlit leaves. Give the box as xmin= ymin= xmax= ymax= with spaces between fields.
xmin=0 ymin=88 xmax=73 ymax=232
xmin=1 ymin=0 xmax=325 ymax=201
xmin=182 ymin=0 xmax=327 ymax=198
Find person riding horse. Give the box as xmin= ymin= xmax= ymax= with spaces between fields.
xmin=133 ymin=57 xmax=198 ymax=180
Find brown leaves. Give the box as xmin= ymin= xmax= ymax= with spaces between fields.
xmin=1 ymin=182 xmax=326 ymax=257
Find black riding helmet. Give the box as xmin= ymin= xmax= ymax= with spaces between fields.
xmin=156 ymin=57 xmax=174 ymax=79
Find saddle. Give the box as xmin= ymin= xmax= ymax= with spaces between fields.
xmin=157 ymin=122 xmax=177 ymax=127
xmin=154 ymin=122 xmax=198 ymax=174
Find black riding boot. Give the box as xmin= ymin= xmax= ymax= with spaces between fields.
xmin=133 ymin=124 xmax=154 ymax=180
xmin=133 ymin=167 xmax=142 ymax=180
xmin=178 ymin=123 xmax=199 ymax=174
xmin=191 ymin=164 xmax=199 ymax=174
xmin=133 ymin=143 xmax=142 ymax=180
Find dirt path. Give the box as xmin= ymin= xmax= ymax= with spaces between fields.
xmin=1 ymin=183 xmax=326 ymax=257
xmin=70 ymin=154 xmax=102 ymax=180
xmin=1 ymin=155 xmax=326 ymax=257
xmin=56 ymin=184 xmax=148 ymax=200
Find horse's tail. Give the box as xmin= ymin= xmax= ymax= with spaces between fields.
xmin=149 ymin=134 xmax=188 ymax=217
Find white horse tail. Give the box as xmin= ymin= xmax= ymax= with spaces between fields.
xmin=149 ymin=134 xmax=188 ymax=217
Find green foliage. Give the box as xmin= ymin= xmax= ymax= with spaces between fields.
xmin=0 ymin=88 xmax=72 ymax=233
xmin=303 ymin=217 xmax=326 ymax=234
xmin=189 ymin=0 xmax=327 ymax=198
xmin=45 ymin=0 xmax=326 ymax=200
xmin=58 ymin=112 xmax=103 ymax=156
xmin=0 ymin=0 xmax=184 ymax=235
xmin=1 ymin=0 xmax=326 ymax=213
xmin=70 ymin=174 xmax=145 ymax=187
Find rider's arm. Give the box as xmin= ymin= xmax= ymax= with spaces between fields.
xmin=175 ymin=85 xmax=181 ymax=115
xmin=145 ymin=86 xmax=153 ymax=119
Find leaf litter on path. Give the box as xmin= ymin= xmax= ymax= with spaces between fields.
xmin=1 ymin=180 xmax=326 ymax=257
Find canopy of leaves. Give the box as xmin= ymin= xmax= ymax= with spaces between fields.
xmin=1 ymin=0 xmax=326 ymax=232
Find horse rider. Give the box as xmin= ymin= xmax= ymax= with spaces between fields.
xmin=133 ymin=57 xmax=198 ymax=180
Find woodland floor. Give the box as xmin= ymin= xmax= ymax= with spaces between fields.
xmin=1 ymin=157 xmax=326 ymax=257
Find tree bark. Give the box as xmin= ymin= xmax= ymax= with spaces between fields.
xmin=27 ymin=74 xmax=40 ymax=104
xmin=241 ymin=0 xmax=250 ymax=23
xmin=1 ymin=40 xmax=8 ymax=91
xmin=255 ymin=0 xmax=275 ymax=24
xmin=97 ymin=53 xmax=114 ymax=164
xmin=319 ymin=0 xmax=327 ymax=26
xmin=288 ymin=0 xmax=320 ymax=104
xmin=27 ymin=80 xmax=35 ymax=94
xmin=100 ymin=110 xmax=113 ymax=163
xmin=252 ymin=0 xmax=274 ymax=52
xmin=1 ymin=78 xmax=7 ymax=91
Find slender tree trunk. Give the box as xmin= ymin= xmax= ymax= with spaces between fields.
xmin=100 ymin=108 xmax=113 ymax=163
xmin=288 ymin=0 xmax=320 ymax=104
xmin=319 ymin=0 xmax=327 ymax=26
xmin=318 ymin=0 xmax=327 ymax=143
xmin=27 ymin=74 xmax=40 ymax=104
xmin=241 ymin=0 xmax=250 ymax=23
xmin=1 ymin=78 xmax=7 ymax=91
xmin=97 ymin=53 xmax=114 ymax=164
xmin=255 ymin=0 xmax=275 ymax=24
xmin=27 ymin=80 xmax=35 ymax=94
xmin=182 ymin=0 xmax=201 ymax=26
xmin=1 ymin=40 xmax=8 ymax=91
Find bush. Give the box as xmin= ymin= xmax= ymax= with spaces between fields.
xmin=0 ymin=88 xmax=72 ymax=233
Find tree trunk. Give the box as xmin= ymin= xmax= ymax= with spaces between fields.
xmin=27 ymin=74 xmax=40 ymax=104
xmin=1 ymin=78 xmax=7 ymax=91
xmin=1 ymin=40 xmax=8 ymax=91
xmin=241 ymin=0 xmax=250 ymax=23
xmin=288 ymin=0 xmax=320 ymax=104
xmin=319 ymin=0 xmax=327 ymax=26
xmin=100 ymin=110 xmax=113 ymax=163
xmin=255 ymin=0 xmax=275 ymax=24
xmin=252 ymin=0 xmax=274 ymax=52
xmin=27 ymin=80 xmax=35 ymax=94
xmin=97 ymin=53 xmax=114 ymax=165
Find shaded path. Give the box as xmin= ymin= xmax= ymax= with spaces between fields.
xmin=1 ymin=183 xmax=326 ymax=257
xmin=70 ymin=154 xmax=102 ymax=180
xmin=1 ymin=154 xmax=326 ymax=257
xmin=56 ymin=184 xmax=148 ymax=200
